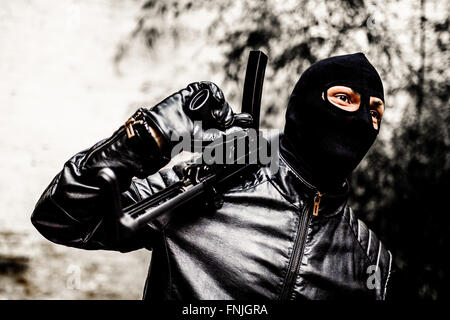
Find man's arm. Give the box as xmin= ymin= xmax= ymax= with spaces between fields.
xmin=31 ymin=112 xmax=168 ymax=252
xmin=31 ymin=81 xmax=252 ymax=252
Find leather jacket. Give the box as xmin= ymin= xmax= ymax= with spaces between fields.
xmin=31 ymin=101 xmax=393 ymax=301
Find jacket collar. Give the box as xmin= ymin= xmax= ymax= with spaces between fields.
xmin=270 ymin=139 xmax=349 ymax=219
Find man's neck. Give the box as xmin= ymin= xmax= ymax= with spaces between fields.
xmin=279 ymin=136 xmax=348 ymax=194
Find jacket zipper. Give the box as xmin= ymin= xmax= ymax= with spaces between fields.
xmin=313 ymin=191 xmax=322 ymax=216
xmin=83 ymin=113 xmax=143 ymax=167
xmin=279 ymin=190 xmax=322 ymax=300
xmin=83 ymin=127 xmax=125 ymax=167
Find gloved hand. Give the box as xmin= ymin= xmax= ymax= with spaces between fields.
xmin=81 ymin=81 xmax=251 ymax=189
xmin=139 ymin=81 xmax=253 ymax=158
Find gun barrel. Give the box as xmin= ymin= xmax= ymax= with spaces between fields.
xmin=122 ymin=182 xmax=206 ymax=231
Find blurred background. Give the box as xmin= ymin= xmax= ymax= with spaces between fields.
xmin=0 ymin=0 xmax=448 ymax=299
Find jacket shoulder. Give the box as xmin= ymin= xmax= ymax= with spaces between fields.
xmin=343 ymin=206 xmax=393 ymax=299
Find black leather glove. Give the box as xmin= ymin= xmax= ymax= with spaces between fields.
xmin=81 ymin=81 xmax=252 ymax=189
xmin=80 ymin=109 xmax=166 ymax=190
xmin=141 ymin=81 xmax=253 ymax=158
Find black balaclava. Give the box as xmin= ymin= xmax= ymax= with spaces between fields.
xmin=280 ymin=52 xmax=384 ymax=192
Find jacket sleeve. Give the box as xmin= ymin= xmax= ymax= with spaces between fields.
xmin=31 ymin=111 xmax=171 ymax=252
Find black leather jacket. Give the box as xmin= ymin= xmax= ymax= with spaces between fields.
xmin=31 ymin=108 xmax=393 ymax=301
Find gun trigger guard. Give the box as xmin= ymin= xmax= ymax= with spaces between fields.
xmin=183 ymin=163 xmax=212 ymax=184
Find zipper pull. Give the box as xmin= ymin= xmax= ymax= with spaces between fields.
xmin=125 ymin=117 xmax=136 ymax=138
xmin=313 ymin=191 xmax=322 ymax=216
xmin=124 ymin=111 xmax=144 ymax=139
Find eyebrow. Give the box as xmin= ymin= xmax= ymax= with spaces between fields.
xmin=371 ymin=98 xmax=384 ymax=108
xmin=371 ymin=99 xmax=385 ymax=115
xmin=371 ymin=100 xmax=383 ymax=107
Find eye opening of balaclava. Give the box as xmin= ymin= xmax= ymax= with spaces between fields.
xmin=280 ymin=52 xmax=385 ymax=192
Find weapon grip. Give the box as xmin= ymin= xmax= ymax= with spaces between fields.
xmin=97 ymin=168 xmax=124 ymax=244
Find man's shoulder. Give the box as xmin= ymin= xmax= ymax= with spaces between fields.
xmin=342 ymin=206 xmax=393 ymax=299
xmin=343 ymin=207 xmax=391 ymax=265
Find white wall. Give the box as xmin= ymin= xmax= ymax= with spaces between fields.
xmin=0 ymin=0 xmax=218 ymax=299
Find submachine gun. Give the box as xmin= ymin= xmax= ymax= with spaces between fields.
xmin=98 ymin=51 xmax=268 ymax=244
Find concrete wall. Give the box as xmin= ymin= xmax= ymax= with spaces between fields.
xmin=0 ymin=0 xmax=218 ymax=299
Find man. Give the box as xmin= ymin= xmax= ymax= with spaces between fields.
xmin=31 ymin=52 xmax=393 ymax=300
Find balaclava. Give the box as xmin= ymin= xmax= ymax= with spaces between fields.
xmin=280 ymin=52 xmax=384 ymax=192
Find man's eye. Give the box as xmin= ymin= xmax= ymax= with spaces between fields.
xmin=335 ymin=94 xmax=350 ymax=103
xmin=370 ymin=110 xmax=381 ymax=121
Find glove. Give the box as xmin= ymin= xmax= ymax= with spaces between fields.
xmin=81 ymin=81 xmax=252 ymax=190
xmin=81 ymin=109 xmax=167 ymax=190
xmin=140 ymin=81 xmax=253 ymax=158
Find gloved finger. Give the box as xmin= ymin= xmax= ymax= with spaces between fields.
xmin=231 ymin=112 xmax=254 ymax=128
xmin=200 ymin=81 xmax=225 ymax=102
